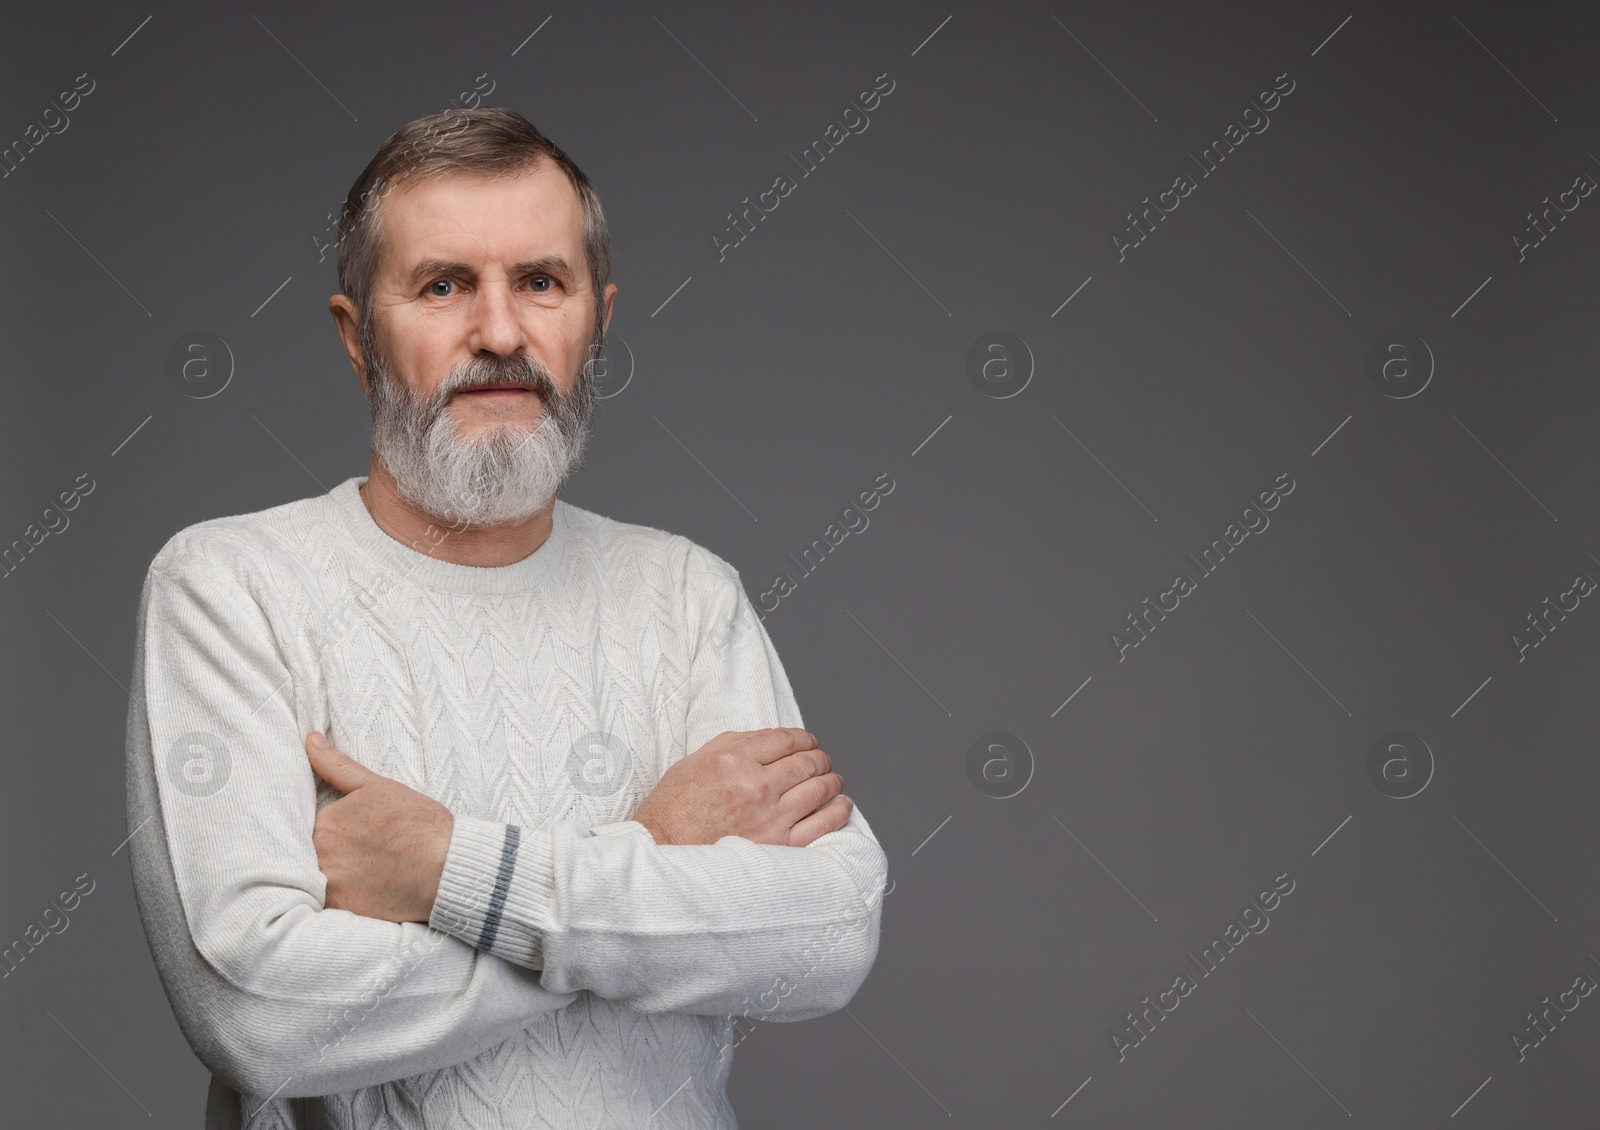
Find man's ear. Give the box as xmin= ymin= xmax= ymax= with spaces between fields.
xmin=601 ymin=282 xmax=618 ymax=335
xmin=328 ymin=294 xmax=371 ymax=397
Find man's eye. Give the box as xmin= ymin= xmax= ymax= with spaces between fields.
xmin=529 ymin=275 xmax=553 ymax=292
xmin=428 ymin=279 xmax=455 ymax=297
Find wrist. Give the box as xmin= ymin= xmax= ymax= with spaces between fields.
xmin=417 ymin=804 xmax=455 ymax=921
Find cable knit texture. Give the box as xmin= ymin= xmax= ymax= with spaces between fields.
xmin=124 ymin=477 xmax=888 ymax=1128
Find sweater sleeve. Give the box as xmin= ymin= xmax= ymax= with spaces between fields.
xmin=426 ymin=546 xmax=889 ymax=1021
xmin=125 ymin=547 xmax=581 ymax=1101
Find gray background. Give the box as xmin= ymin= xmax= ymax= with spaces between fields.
xmin=2 ymin=0 xmax=1598 ymax=1124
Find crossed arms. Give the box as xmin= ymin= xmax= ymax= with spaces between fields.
xmin=125 ymin=547 xmax=888 ymax=1099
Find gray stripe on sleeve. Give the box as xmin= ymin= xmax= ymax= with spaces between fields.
xmin=477 ymin=824 xmax=521 ymax=953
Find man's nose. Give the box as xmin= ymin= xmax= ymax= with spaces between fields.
xmin=468 ymin=281 xmax=527 ymax=355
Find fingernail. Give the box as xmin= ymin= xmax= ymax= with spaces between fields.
xmin=310 ymin=732 xmax=330 ymax=748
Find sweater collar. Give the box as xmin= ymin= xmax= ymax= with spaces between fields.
xmin=328 ymin=476 xmax=570 ymax=595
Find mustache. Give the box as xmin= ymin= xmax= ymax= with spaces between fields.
xmin=438 ymin=353 xmax=559 ymax=401
xmin=396 ymin=352 xmax=563 ymax=434
xmin=360 ymin=326 xmax=601 ymax=448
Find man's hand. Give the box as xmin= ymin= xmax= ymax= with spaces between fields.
xmin=633 ymin=728 xmax=852 ymax=847
xmin=305 ymin=733 xmax=454 ymax=923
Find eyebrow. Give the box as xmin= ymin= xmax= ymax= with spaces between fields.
xmin=404 ymin=256 xmax=579 ymax=288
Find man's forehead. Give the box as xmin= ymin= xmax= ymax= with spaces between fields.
xmin=382 ymin=166 xmax=583 ymax=270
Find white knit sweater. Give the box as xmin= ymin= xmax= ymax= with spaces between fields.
xmin=124 ymin=477 xmax=888 ymax=1129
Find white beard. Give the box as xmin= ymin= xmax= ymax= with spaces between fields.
xmin=363 ymin=330 xmax=597 ymax=530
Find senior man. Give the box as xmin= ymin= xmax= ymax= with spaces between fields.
xmin=124 ymin=106 xmax=887 ymax=1129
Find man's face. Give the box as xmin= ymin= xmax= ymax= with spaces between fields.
xmin=367 ymin=163 xmax=610 ymax=434
xmin=334 ymin=162 xmax=618 ymax=528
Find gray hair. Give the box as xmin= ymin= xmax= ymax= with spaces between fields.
xmin=335 ymin=106 xmax=612 ymax=342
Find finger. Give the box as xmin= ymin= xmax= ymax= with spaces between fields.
xmin=305 ymin=733 xmax=379 ymax=793
xmin=788 ymin=795 xmax=853 ymax=847
xmin=741 ymin=727 xmax=818 ymax=765
xmin=776 ymin=771 xmax=843 ymax=826
xmin=766 ymin=747 xmax=830 ymax=792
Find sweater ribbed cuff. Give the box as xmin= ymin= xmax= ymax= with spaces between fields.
xmin=428 ymin=814 xmax=554 ymax=968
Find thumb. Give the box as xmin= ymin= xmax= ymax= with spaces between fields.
xmin=306 ymin=732 xmax=378 ymax=793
